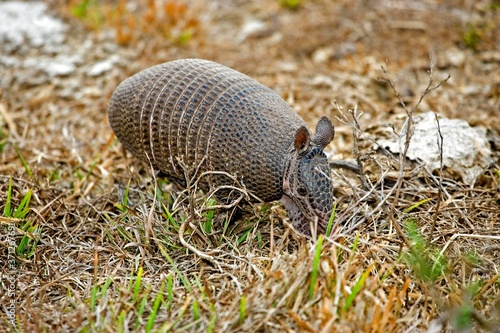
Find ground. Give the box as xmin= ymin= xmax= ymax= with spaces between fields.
xmin=0 ymin=0 xmax=499 ymax=332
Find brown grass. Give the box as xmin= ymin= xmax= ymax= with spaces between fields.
xmin=0 ymin=0 xmax=499 ymax=332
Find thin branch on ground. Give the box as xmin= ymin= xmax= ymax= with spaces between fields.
xmin=376 ymin=57 xmax=450 ymax=252
xmin=426 ymin=113 xmax=443 ymax=247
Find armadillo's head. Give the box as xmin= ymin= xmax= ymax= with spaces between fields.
xmin=280 ymin=116 xmax=335 ymax=237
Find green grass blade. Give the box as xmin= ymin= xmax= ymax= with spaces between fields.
xmin=351 ymin=232 xmax=360 ymax=254
xmin=16 ymin=221 xmax=32 ymax=252
xmin=135 ymin=294 xmax=149 ymax=330
xmin=257 ymin=232 xmax=263 ymax=249
xmin=102 ymin=277 xmax=113 ymax=295
xmin=207 ymin=305 xmax=217 ymax=333
xmin=162 ymin=205 xmax=180 ymax=230
xmin=13 ymin=143 xmax=32 ymax=177
xmin=0 ymin=127 xmax=7 ymax=152
xmin=203 ymin=198 xmax=216 ymax=233
xmin=404 ymin=198 xmax=432 ymax=213
xmin=309 ymin=235 xmax=323 ymax=300
xmin=118 ymin=310 xmax=126 ymax=333
xmin=90 ymin=284 xmax=99 ymax=312
xmin=237 ymin=228 xmax=251 ymax=245
xmin=192 ymin=299 xmax=200 ymax=327
xmin=24 ymin=225 xmax=41 ymax=258
xmin=221 ymin=215 xmax=230 ymax=241
xmin=344 ymin=263 xmax=373 ymax=312
xmin=325 ymin=202 xmax=337 ymax=237
xmin=13 ymin=189 xmax=32 ymax=219
xmin=145 ymin=284 xmax=164 ymax=333
xmin=133 ymin=267 xmax=144 ymax=302
xmin=3 ymin=177 xmax=13 ymax=217
xmin=204 ymin=209 xmax=214 ymax=233
xmin=16 ymin=235 xmax=30 ymax=256
xmin=239 ymin=294 xmax=246 ymax=325
xmin=122 ymin=179 xmax=130 ymax=209
xmin=167 ymin=274 xmax=173 ymax=311
xmin=161 ymin=249 xmax=192 ymax=293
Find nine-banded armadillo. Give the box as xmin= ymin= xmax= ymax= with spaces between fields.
xmin=108 ymin=59 xmax=335 ymax=235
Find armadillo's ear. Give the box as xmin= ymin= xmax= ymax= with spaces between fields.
xmin=312 ymin=116 xmax=335 ymax=149
xmin=294 ymin=126 xmax=310 ymax=153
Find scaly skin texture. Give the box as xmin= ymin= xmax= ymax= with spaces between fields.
xmin=108 ymin=58 xmax=335 ymax=235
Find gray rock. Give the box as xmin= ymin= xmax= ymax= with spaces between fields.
xmin=378 ymin=112 xmax=494 ymax=185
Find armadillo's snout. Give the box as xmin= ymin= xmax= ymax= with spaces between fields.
xmin=300 ymin=147 xmax=335 ymax=234
xmin=281 ymin=146 xmax=335 ymax=236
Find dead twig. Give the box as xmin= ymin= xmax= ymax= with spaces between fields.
xmin=426 ymin=113 xmax=443 ymax=247
xmin=377 ymin=57 xmax=450 ymax=252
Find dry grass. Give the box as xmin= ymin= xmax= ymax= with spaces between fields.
xmin=1 ymin=0 xmax=499 ymax=332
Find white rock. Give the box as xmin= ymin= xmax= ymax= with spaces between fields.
xmin=0 ymin=1 xmax=68 ymax=53
xmin=237 ymin=19 xmax=267 ymax=42
xmin=88 ymin=55 xmax=120 ymax=76
xmin=378 ymin=112 xmax=494 ymax=185
xmin=312 ymin=47 xmax=334 ymax=64
xmin=23 ymin=54 xmax=82 ymax=77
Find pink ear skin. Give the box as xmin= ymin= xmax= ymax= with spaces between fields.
xmin=294 ymin=126 xmax=310 ymax=153
xmin=312 ymin=116 xmax=335 ymax=149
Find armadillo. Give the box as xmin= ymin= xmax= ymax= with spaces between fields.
xmin=108 ymin=59 xmax=335 ymax=235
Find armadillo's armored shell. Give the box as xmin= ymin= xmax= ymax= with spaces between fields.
xmin=108 ymin=59 xmax=307 ymax=202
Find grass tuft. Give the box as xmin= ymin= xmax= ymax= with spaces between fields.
xmin=462 ymin=22 xmax=482 ymax=50
xmin=402 ymin=219 xmax=447 ymax=282
xmin=2 ymin=181 xmax=39 ymax=259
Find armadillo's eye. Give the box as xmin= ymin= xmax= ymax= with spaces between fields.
xmin=298 ymin=187 xmax=307 ymax=196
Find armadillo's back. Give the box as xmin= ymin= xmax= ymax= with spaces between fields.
xmin=108 ymin=59 xmax=306 ymax=202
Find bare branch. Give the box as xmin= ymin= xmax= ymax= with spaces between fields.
xmin=426 ymin=113 xmax=443 ymax=247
